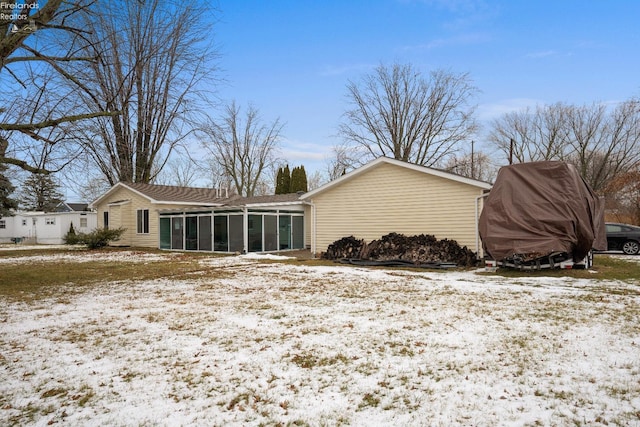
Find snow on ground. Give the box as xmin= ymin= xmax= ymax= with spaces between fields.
xmin=1 ymin=252 xmax=639 ymax=426
xmin=0 ymin=247 xmax=180 ymax=264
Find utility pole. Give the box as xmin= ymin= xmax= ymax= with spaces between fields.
xmin=509 ymin=138 xmax=514 ymax=165
xmin=470 ymin=140 xmax=475 ymax=179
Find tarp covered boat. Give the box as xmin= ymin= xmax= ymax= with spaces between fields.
xmin=479 ymin=161 xmax=606 ymax=265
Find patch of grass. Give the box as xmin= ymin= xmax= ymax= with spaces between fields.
xmin=289 ymin=351 xmax=351 ymax=369
xmin=479 ymin=254 xmax=640 ymax=282
xmin=0 ymin=248 xmax=233 ymax=302
xmin=41 ymin=387 xmax=68 ymax=398
xmin=357 ymin=392 xmax=381 ymax=410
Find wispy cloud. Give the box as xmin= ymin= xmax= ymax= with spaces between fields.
xmin=524 ymin=50 xmax=559 ymax=59
xmin=402 ymin=32 xmax=491 ymax=50
xmin=280 ymin=139 xmax=331 ymax=164
xmin=477 ymin=98 xmax=543 ymax=121
xmin=318 ymin=63 xmax=376 ymax=77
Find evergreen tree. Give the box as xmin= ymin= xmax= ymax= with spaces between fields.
xmin=0 ymin=164 xmax=18 ymax=217
xmin=275 ymin=167 xmax=284 ymax=194
xmin=290 ymin=165 xmax=308 ymax=193
xmin=281 ymin=165 xmax=291 ymax=194
xmin=299 ymin=165 xmax=308 ymax=192
xmin=21 ymin=173 xmax=65 ymax=211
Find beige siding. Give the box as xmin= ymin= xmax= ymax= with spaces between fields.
xmin=95 ymin=186 xmax=196 ymax=248
xmin=310 ymin=162 xmax=484 ymax=253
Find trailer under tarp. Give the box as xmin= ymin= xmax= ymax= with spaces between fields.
xmin=479 ymin=161 xmax=606 ymax=266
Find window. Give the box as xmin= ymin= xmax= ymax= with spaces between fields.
xmin=171 ymin=217 xmax=183 ymax=249
xmin=606 ymin=224 xmax=622 ymax=233
xmin=21 ymin=219 xmax=27 ymax=226
xmin=185 ymin=216 xmax=198 ymax=250
xmin=159 ymin=217 xmax=171 ymax=249
xmin=103 ymin=212 xmax=109 ymax=229
xmin=248 ymin=214 xmax=263 ymax=252
xmin=0 ymin=220 xmax=5 ymax=229
xmin=198 ymin=216 xmax=212 ymax=251
xmin=46 ymin=217 xmax=55 ymax=225
xmin=80 ymin=217 xmax=88 ymax=228
xmin=137 ymin=209 xmax=150 ymax=234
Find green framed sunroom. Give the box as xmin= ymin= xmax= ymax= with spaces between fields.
xmin=158 ymin=207 xmax=306 ymax=253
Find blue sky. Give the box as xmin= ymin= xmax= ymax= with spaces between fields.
xmin=212 ymin=0 xmax=640 ymax=175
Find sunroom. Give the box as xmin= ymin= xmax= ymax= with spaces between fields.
xmin=158 ymin=202 xmax=306 ymax=253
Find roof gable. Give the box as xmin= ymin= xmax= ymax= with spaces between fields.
xmin=301 ymin=157 xmax=492 ymax=199
xmin=90 ymin=182 xmax=227 ymax=208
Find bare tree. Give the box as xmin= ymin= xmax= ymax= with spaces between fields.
xmin=306 ymin=169 xmax=324 ymax=191
xmin=201 ymin=101 xmax=283 ymax=197
xmin=565 ymin=100 xmax=640 ymax=191
xmin=324 ymin=142 xmax=359 ymax=180
xmin=604 ymin=169 xmax=640 ymax=225
xmin=154 ymin=154 xmax=201 ymax=187
xmin=489 ymin=103 xmax=569 ymax=163
xmin=339 ymin=63 xmax=479 ymax=167
xmin=64 ymin=0 xmax=218 ymax=185
xmin=444 ymin=150 xmax=496 ymax=183
xmin=1 ymin=0 xmax=117 ymax=175
xmin=488 ymin=99 xmax=640 ymax=192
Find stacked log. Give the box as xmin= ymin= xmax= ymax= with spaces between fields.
xmin=322 ymin=235 xmax=365 ymax=260
xmin=322 ymin=232 xmax=477 ymax=267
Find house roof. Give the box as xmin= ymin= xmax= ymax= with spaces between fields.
xmin=90 ymin=182 xmax=305 ymax=210
xmin=301 ymin=156 xmax=492 ymax=199
xmin=90 ymin=182 xmax=228 ymax=208
xmin=55 ymin=202 xmax=89 ymax=212
xmin=225 ymin=193 xmax=304 ymax=207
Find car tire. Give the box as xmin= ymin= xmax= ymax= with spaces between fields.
xmin=622 ymin=240 xmax=640 ymax=255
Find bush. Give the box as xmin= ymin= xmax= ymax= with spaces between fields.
xmin=63 ymin=222 xmax=81 ymax=245
xmin=64 ymin=227 xmax=126 ymax=249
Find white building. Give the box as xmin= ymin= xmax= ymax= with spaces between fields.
xmin=0 ymin=210 xmax=97 ymax=245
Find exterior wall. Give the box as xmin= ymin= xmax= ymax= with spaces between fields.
xmin=0 ymin=212 xmax=97 ymax=244
xmin=0 ymin=216 xmax=21 ymax=243
xmin=95 ymin=186 xmax=191 ymax=248
xmin=309 ymin=162 xmax=486 ymax=254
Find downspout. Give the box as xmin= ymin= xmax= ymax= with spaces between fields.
xmin=475 ymin=193 xmax=490 ymax=259
xmin=242 ymin=207 xmax=248 ymax=254
xmin=310 ymin=200 xmax=317 ymax=258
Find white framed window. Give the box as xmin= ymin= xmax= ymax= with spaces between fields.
xmin=137 ymin=209 xmax=150 ymax=234
xmin=0 ymin=220 xmax=5 ymax=229
xmin=46 ymin=217 xmax=55 ymax=225
xmin=80 ymin=217 xmax=88 ymax=228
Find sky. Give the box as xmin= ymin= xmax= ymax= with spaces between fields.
xmin=212 ymin=0 xmax=640 ymax=175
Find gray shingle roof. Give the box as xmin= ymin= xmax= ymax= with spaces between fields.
xmin=225 ymin=193 xmax=302 ymax=206
xmin=122 ymin=182 xmax=302 ymax=206
xmin=124 ymin=182 xmax=226 ymax=204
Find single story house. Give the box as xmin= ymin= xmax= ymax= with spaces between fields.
xmin=0 ymin=209 xmax=97 ymax=244
xmin=88 ymin=182 xmax=309 ymax=252
xmin=90 ymin=157 xmax=492 ymax=256
xmin=300 ymin=157 xmax=492 ymax=256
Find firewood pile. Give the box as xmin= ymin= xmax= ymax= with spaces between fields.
xmin=322 ymin=236 xmax=365 ymax=260
xmin=322 ymin=232 xmax=477 ymax=267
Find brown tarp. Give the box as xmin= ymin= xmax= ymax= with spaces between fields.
xmin=479 ymin=161 xmax=606 ymax=261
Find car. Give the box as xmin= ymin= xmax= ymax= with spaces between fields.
xmin=605 ymin=222 xmax=640 ymax=255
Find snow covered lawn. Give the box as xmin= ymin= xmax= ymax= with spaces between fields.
xmin=1 ymin=251 xmax=639 ymax=426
